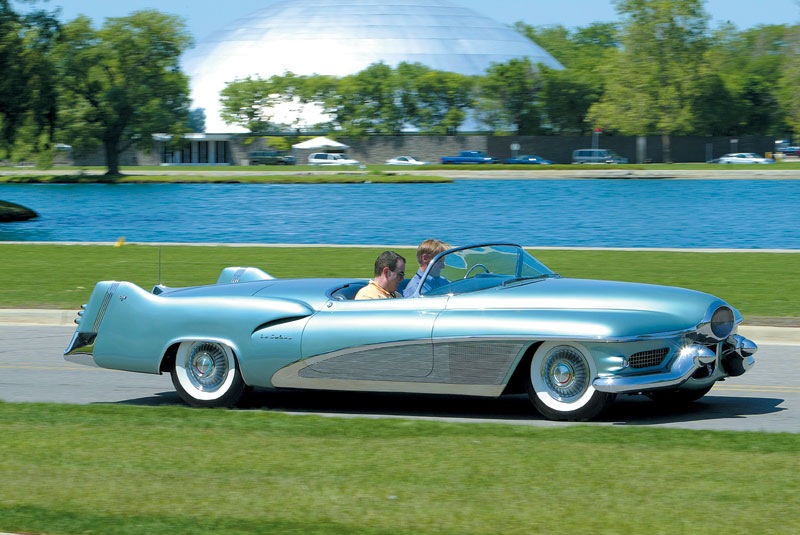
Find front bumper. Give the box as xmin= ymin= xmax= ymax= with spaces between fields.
xmin=593 ymin=334 xmax=757 ymax=394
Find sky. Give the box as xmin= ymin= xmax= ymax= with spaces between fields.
xmin=22 ymin=0 xmax=800 ymax=41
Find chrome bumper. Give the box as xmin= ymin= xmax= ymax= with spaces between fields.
xmin=64 ymin=331 xmax=99 ymax=367
xmin=593 ymin=336 xmax=757 ymax=394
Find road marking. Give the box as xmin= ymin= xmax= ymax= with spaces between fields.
xmin=713 ymin=384 xmax=800 ymax=393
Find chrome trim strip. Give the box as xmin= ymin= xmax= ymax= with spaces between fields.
xmin=427 ymin=332 xmax=693 ymax=344
xmin=271 ymin=368 xmax=506 ymax=397
xmin=231 ymin=268 xmax=246 ymax=283
xmin=593 ymin=344 xmax=716 ymax=394
xmin=93 ymin=282 xmax=119 ymax=332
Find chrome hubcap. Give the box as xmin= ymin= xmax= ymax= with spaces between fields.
xmin=193 ymin=353 xmax=215 ymax=377
xmin=186 ymin=343 xmax=229 ymax=391
xmin=542 ymin=346 xmax=590 ymax=401
xmin=553 ymin=363 xmax=574 ymax=386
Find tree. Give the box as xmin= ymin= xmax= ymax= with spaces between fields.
xmin=331 ymin=63 xmax=403 ymax=136
xmin=707 ymin=23 xmax=793 ymax=136
xmin=53 ymin=11 xmax=192 ymax=175
xmin=517 ymin=23 xmax=620 ymax=134
xmin=476 ymin=58 xmax=543 ymax=134
xmin=589 ymin=0 xmax=712 ymax=162
xmin=219 ymin=75 xmax=283 ymax=132
xmin=779 ymin=24 xmax=800 ymax=137
xmin=186 ymin=108 xmax=206 ymax=133
xmin=395 ymin=62 xmax=474 ymax=134
xmin=219 ymin=72 xmax=331 ymax=132
xmin=220 ymin=63 xmax=474 ymax=135
xmin=0 ymin=0 xmax=60 ymax=159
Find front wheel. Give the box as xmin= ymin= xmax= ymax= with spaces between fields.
xmin=526 ymin=342 xmax=615 ymax=421
xmin=171 ymin=341 xmax=247 ymax=408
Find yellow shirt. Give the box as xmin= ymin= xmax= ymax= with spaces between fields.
xmin=354 ymin=280 xmax=402 ymax=300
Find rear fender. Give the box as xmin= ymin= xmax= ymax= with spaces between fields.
xmin=75 ymin=281 xmax=313 ymax=375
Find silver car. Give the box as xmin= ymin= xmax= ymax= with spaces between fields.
xmin=65 ymin=244 xmax=756 ymax=421
xmin=307 ymin=152 xmax=360 ymax=165
xmin=709 ymin=153 xmax=776 ymax=164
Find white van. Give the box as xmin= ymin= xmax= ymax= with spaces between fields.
xmin=572 ymin=149 xmax=628 ymax=164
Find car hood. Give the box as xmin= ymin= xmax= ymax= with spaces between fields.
xmin=444 ymin=277 xmax=735 ymax=338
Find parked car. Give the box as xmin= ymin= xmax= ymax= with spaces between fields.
xmin=248 ymin=150 xmax=296 ymax=165
xmin=308 ymin=153 xmax=360 ymax=165
xmin=65 ymin=243 xmax=756 ymax=421
xmin=504 ymin=154 xmax=553 ymax=165
xmin=707 ymin=153 xmax=775 ymax=164
xmin=572 ymin=149 xmax=628 ymax=164
xmin=441 ymin=150 xmax=498 ymax=164
xmin=776 ymin=147 xmax=799 ymax=156
xmin=385 ymin=155 xmax=430 ymax=165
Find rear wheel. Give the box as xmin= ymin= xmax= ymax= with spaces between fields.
xmin=526 ymin=342 xmax=615 ymax=421
xmin=171 ymin=341 xmax=246 ymax=408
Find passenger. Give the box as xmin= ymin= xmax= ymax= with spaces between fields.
xmin=354 ymin=251 xmax=406 ymax=299
xmin=403 ymin=239 xmax=451 ymax=297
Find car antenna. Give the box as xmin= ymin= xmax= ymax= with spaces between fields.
xmin=157 ymin=246 xmax=162 ymax=285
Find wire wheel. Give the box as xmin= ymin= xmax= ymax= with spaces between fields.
xmin=526 ymin=342 xmax=615 ymax=421
xmin=540 ymin=346 xmax=590 ymax=401
xmin=171 ymin=341 xmax=246 ymax=407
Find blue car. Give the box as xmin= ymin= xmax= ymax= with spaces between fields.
xmin=504 ymin=154 xmax=553 ymax=165
xmin=65 ymin=243 xmax=756 ymax=421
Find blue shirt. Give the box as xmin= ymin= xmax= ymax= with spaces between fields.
xmin=403 ymin=269 xmax=448 ymax=297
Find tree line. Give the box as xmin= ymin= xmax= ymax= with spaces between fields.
xmin=222 ymin=1 xmax=799 ymax=146
xmin=2 ymin=0 xmax=799 ymax=173
xmin=1 ymin=1 xmax=192 ymax=175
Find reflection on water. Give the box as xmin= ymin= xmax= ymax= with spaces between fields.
xmin=1 ymin=180 xmax=798 ymax=249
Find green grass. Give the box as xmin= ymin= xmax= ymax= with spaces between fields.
xmin=2 ymin=245 xmax=798 ymax=533
xmin=1 ymin=244 xmax=798 ymax=320
xmin=0 ymin=171 xmax=452 ymax=184
xmin=1 ymin=402 xmax=798 ymax=535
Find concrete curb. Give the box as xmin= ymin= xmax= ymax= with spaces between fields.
xmin=1 ymin=309 xmax=798 ymax=345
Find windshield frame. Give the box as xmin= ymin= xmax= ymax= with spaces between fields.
xmin=417 ymin=243 xmax=557 ymax=297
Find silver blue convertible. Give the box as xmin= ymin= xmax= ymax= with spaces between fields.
xmin=65 ymin=244 xmax=757 ymax=421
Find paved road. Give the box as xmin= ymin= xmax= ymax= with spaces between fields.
xmin=1 ymin=325 xmax=798 ymax=433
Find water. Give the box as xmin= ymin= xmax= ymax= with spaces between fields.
xmin=1 ymin=180 xmax=798 ymax=249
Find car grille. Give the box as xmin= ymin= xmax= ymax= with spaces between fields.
xmin=629 ymin=348 xmax=669 ymax=369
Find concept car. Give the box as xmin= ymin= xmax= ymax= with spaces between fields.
xmin=65 ymin=244 xmax=757 ymax=420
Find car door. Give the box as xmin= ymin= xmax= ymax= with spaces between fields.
xmin=300 ymin=296 xmax=447 ymax=379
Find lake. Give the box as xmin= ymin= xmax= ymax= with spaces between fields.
xmin=1 ymin=179 xmax=798 ymax=249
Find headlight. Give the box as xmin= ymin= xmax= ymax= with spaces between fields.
xmin=710 ymin=306 xmax=735 ymax=339
xmin=694 ymin=304 xmax=738 ymax=342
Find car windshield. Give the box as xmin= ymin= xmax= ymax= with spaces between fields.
xmin=421 ymin=244 xmax=557 ymax=297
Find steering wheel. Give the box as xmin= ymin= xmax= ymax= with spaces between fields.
xmin=464 ymin=263 xmax=490 ymax=278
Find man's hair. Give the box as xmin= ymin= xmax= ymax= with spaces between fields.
xmin=416 ymin=239 xmax=451 ymax=263
xmin=374 ymin=251 xmax=405 ymax=276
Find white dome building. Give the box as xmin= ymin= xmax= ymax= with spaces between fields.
xmin=182 ymin=0 xmax=563 ymax=133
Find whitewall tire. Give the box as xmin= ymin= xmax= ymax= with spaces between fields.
xmin=526 ymin=341 xmax=615 ymax=421
xmin=171 ymin=340 xmax=246 ymax=408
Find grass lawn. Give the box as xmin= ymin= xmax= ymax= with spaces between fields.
xmin=1 ymin=402 xmax=798 ymax=535
xmin=1 ymin=244 xmax=798 ymax=533
xmin=1 ymin=244 xmax=798 ymax=320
